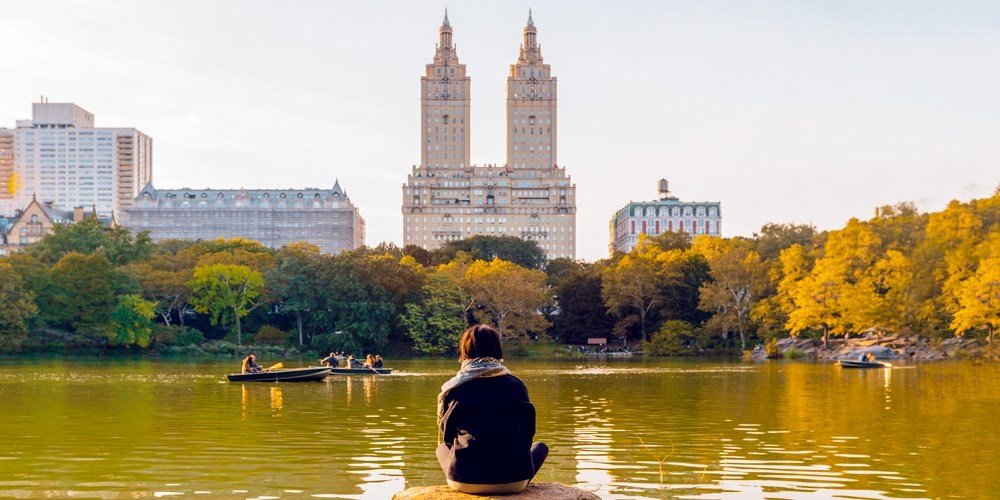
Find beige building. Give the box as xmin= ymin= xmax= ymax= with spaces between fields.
xmin=0 ymin=100 xmax=152 ymax=219
xmin=402 ymin=11 xmax=577 ymax=259
xmin=122 ymin=181 xmax=365 ymax=254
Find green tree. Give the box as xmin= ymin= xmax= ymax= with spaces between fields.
xmin=134 ymin=244 xmax=203 ymax=326
xmin=550 ymin=262 xmax=616 ymax=344
xmin=311 ymin=253 xmax=395 ymax=353
xmin=49 ymin=252 xmax=126 ymax=335
xmin=28 ymin=217 xmax=154 ymax=265
xmin=269 ymin=242 xmax=321 ymax=345
xmin=400 ymin=271 xmax=467 ymax=354
xmin=106 ymin=294 xmax=156 ymax=348
xmin=359 ymin=252 xmax=427 ymax=345
xmin=0 ymin=261 xmax=39 ymax=338
xmin=2 ymin=253 xmax=53 ymax=327
xmin=432 ymin=235 xmax=547 ymax=269
xmin=188 ymin=264 xmax=264 ymax=346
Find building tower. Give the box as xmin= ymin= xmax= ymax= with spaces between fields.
xmin=402 ymin=11 xmax=576 ymax=259
xmin=421 ymin=10 xmax=471 ymax=169
xmin=506 ymin=10 xmax=557 ymax=169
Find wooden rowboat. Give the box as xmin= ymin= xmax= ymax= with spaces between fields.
xmin=839 ymin=359 xmax=892 ymax=369
xmin=327 ymin=367 xmax=393 ymax=375
xmin=226 ymin=366 xmax=331 ymax=382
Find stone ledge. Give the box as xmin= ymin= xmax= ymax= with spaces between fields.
xmin=392 ymin=482 xmax=601 ymax=500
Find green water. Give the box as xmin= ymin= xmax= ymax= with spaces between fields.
xmin=0 ymin=357 xmax=997 ymax=499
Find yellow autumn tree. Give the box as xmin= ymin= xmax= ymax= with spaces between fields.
xmin=950 ymin=235 xmax=1000 ymax=345
xmin=781 ymin=219 xmax=882 ymax=348
xmin=462 ymin=258 xmax=551 ymax=341
xmin=694 ymin=236 xmax=767 ymax=349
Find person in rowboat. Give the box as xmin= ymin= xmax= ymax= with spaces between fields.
xmin=241 ymin=354 xmax=261 ymax=374
xmin=373 ymin=355 xmax=384 ymax=369
xmin=435 ymin=324 xmax=548 ymax=495
xmin=320 ymin=352 xmax=339 ymax=367
xmin=347 ymin=354 xmax=365 ymax=369
xmin=364 ymin=354 xmax=376 ymax=369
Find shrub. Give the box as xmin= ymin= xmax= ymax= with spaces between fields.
xmin=152 ymin=325 xmax=205 ymax=347
xmin=783 ymin=347 xmax=806 ymax=359
xmin=645 ymin=320 xmax=699 ymax=356
xmin=255 ymin=326 xmax=288 ymax=345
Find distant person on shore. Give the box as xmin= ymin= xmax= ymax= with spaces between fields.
xmin=241 ymin=354 xmax=261 ymax=374
xmin=320 ymin=352 xmax=339 ymax=368
xmin=435 ymin=324 xmax=547 ymax=495
xmin=373 ymin=355 xmax=384 ymax=369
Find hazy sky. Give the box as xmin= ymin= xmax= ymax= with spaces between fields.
xmin=3 ymin=1 xmax=998 ymax=261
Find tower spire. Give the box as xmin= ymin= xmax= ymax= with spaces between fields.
xmin=527 ymin=9 xmax=534 ymax=27
xmin=439 ymin=8 xmax=454 ymax=49
xmin=522 ymin=9 xmax=538 ymax=53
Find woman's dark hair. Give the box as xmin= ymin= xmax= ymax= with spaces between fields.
xmin=458 ymin=324 xmax=504 ymax=361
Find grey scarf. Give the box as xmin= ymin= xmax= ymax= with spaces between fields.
xmin=436 ymin=357 xmax=510 ymax=441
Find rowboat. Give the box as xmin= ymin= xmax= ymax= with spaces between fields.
xmin=839 ymin=359 xmax=892 ymax=369
xmin=226 ymin=366 xmax=331 ymax=382
xmin=327 ymin=367 xmax=393 ymax=375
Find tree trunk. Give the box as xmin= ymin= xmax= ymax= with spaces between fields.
xmin=639 ymin=308 xmax=647 ymax=343
xmin=822 ymin=325 xmax=829 ymax=350
xmin=178 ymin=307 xmax=187 ymax=326
xmin=235 ymin=308 xmax=243 ymax=346
xmin=297 ymin=313 xmax=304 ymax=346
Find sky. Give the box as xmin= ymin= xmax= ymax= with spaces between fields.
xmin=2 ymin=0 xmax=998 ymax=261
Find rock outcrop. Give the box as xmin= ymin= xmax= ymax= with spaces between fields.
xmin=763 ymin=334 xmax=996 ymax=361
xmin=392 ymin=483 xmax=600 ymax=500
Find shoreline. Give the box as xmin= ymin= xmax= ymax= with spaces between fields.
xmin=755 ymin=334 xmax=998 ymax=362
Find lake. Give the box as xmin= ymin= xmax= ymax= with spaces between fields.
xmin=1 ymin=357 xmax=997 ymax=499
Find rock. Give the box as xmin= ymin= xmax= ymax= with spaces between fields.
xmin=392 ymin=483 xmax=601 ymax=500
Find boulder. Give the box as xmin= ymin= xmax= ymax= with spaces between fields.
xmin=392 ymin=483 xmax=601 ymax=500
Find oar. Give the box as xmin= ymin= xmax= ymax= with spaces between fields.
xmin=265 ymin=362 xmax=283 ymax=372
xmin=367 ymin=364 xmax=383 ymax=376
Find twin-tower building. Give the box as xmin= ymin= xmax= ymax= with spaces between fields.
xmin=402 ymin=12 xmax=577 ymax=260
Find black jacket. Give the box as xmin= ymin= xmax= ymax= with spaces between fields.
xmin=439 ymin=374 xmax=537 ymax=484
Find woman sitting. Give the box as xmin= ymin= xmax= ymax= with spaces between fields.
xmin=436 ymin=324 xmax=548 ymax=494
xmin=364 ymin=354 xmax=376 ymax=369
xmin=373 ymin=355 xmax=384 ymax=369
xmin=241 ymin=354 xmax=261 ymax=374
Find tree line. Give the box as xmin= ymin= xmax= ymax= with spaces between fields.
xmin=0 ymin=189 xmax=997 ymax=355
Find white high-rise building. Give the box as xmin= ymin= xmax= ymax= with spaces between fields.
xmin=0 ymin=100 xmax=153 ymax=218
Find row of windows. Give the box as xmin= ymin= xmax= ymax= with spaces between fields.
xmin=629 ymin=206 xmax=719 ymax=217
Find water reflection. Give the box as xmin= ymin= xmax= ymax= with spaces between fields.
xmin=2 ymin=358 xmax=994 ymax=498
xmin=270 ymin=386 xmax=283 ymax=413
xmin=572 ymin=395 xmax=618 ymax=492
